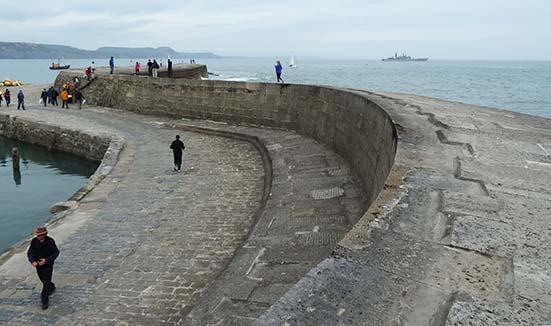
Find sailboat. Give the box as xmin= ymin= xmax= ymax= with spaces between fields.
xmin=289 ymin=56 xmax=298 ymax=68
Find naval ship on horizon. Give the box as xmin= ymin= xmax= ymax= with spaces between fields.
xmin=382 ymin=52 xmax=428 ymax=62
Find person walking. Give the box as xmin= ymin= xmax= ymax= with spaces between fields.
xmin=61 ymin=89 xmax=69 ymax=109
xmin=109 ymin=56 xmax=115 ymax=74
xmin=27 ymin=226 xmax=59 ymax=310
xmin=17 ymin=90 xmax=25 ymax=110
xmin=135 ymin=61 xmax=141 ymax=75
xmin=47 ymin=87 xmax=53 ymax=104
xmin=4 ymin=89 xmax=11 ymax=107
xmin=275 ymin=60 xmax=284 ymax=83
xmin=51 ymin=88 xmax=59 ymax=107
xmin=0 ymin=90 xmax=3 ymax=107
xmin=40 ymin=88 xmax=48 ymax=107
xmin=74 ymin=88 xmax=85 ymax=110
xmin=170 ymin=135 xmax=186 ymax=172
xmin=152 ymin=59 xmax=160 ymax=78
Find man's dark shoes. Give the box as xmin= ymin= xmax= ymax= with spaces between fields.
xmin=42 ymin=301 xmax=49 ymax=310
xmin=49 ymin=287 xmax=56 ymax=295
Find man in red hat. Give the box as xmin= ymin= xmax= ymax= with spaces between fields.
xmin=27 ymin=226 xmax=59 ymax=310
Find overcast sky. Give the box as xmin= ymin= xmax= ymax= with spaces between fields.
xmin=1 ymin=0 xmax=550 ymax=60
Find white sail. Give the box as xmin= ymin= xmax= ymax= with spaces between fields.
xmin=289 ymin=56 xmax=297 ymax=68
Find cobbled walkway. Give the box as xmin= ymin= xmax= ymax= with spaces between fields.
xmin=0 ymin=104 xmax=265 ymax=325
xmin=0 ymin=101 xmax=366 ymax=326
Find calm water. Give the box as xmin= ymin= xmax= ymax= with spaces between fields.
xmin=1 ymin=57 xmax=550 ymax=118
xmin=0 ymin=136 xmax=99 ymax=253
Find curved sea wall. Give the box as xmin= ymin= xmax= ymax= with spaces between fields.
xmin=55 ymin=72 xmax=397 ymax=206
xmin=0 ymin=114 xmax=109 ymax=161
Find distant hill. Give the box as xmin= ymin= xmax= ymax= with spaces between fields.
xmin=0 ymin=42 xmax=219 ymax=59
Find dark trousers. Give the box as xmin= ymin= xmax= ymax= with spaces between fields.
xmin=110 ymin=66 xmax=114 ymax=74
xmin=276 ymin=72 xmax=283 ymax=83
xmin=36 ymin=264 xmax=56 ymax=303
xmin=5 ymin=98 xmax=10 ymax=107
xmin=173 ymin=152 xmax=182 ymax=170
xmin=62 ymin=100 xmax=69 ymax=108
xmin=42 ymin=97 xmax=47 ymax=106
xmin=17 ymin=100 xmax=25 ymax=110
xmin=52 ymin=97 xmax=58 ymax=106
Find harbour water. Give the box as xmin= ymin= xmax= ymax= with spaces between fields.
xmin=0 ymin=136 xmax=99 ymax=253
xmin=1 ymin=57 xmax=550 ymax=118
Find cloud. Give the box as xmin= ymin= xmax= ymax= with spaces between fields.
xmin=0 ymin=0 xmax=550 ymax=59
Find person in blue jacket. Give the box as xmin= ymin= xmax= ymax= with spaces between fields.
xmin=109 ymin=56 xmax=115 ymax=74
xmin=275 ymin=60 xmax=284 ymax=83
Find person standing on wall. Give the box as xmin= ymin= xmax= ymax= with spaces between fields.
xmin=152 ymin=59 xmax=160 ymax=78
xmin=168 ymin=57 xmax=173 ymax=78
xmin=17 ymin=90 xmax=25 ymax=110
xmin=170 ymin=135 xmax=186 ymax=172
xmin=135 ymin=61 xmax=141 ymax=75
xmin=275 ymin=60 xmax=284 ymax=83
xmin=27 ymin=226 xmax=59 ymax=310
xmin=4 ymin=89 xmax=11 ymax=107
xmin=147 ymin=59 xmax=153 ymax=77
xmin=109 ymin=56 xmax=115 ymax=74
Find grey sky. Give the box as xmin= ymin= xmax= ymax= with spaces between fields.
xmin=2 ymin=0 xmax=550 ymax=59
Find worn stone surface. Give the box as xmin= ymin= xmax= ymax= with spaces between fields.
xmin=259 ymin=91 xmax=551 ymax=325
xmin=0 ymin=96 xmax=366 ymax=325
xmin=0 ymin=104 xmax=266 ymax=325
xmin=2 ymin=76 xmax=551 ymax=326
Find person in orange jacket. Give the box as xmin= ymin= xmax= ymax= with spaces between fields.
xmin=60 ymin=89 xmax=69 ymax=109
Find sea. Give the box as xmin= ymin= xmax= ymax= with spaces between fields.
xmin=0 ymin=136 xmax=99 ymax=253
xmin=0 ymin=57 xmax=550 ymax=118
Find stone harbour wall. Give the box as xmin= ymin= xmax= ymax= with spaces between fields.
xmin=55 ymin=72 xmax=397 ymax=206
xmin=0 ymin=114 xmax=109 ymax=161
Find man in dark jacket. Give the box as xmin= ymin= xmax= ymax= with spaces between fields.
xmin=40 ymin=88 xmax=48 ymax=107
xmin=74 ymin=88 xmax=85 ymax=110
xmin=17 ymin=90 xmax=25 ymax=110
xmin=27 ymin=226 xmax=59 ymax=310
xmin=51 ymin=88 xmax=59 ymax=106
xmin=168 ymin=58 xmax=173 ymax=78
xmin=170 ymin=135 xmax=186 ymax=172
xmin=147 ymin=59 xmax=153 ymax=77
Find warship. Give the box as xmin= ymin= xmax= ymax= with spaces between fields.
xmin=382 ymin=52 xmax=428 ymax=62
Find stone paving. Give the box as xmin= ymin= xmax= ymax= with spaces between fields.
xmin=0 ymin=101 xmax=366 ymax=325
xmin=0 ymin=104 xmax=265 ymax=325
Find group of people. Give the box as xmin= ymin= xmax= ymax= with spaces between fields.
xmin=39 ymin=87 xmax=60 ymax=107
xmin=133 ymin=58 xmax=173 ymax=78
xmin=0 ymin=86 xmax=85 ymax=111
xmin=0 ymin=89 xmax=26 ymax=110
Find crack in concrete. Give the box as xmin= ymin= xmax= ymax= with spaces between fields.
xmin=453 ymin=157 xmax=490 ymax=196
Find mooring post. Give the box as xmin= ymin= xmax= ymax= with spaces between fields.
xmin=12 ymin=147 xmax=20 ymax=171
